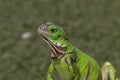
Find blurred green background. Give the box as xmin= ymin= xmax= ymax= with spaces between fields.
xmin=0 ymin=0 xmax=120 ymax=80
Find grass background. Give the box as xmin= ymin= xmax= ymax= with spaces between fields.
xmin=0 ymin=0 xmax=120 ymax=80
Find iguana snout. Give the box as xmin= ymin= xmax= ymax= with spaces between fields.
xmin=38 ymin=23 xmax=51 ymax=34
xmin=39 ymin=24 xmax=48 ymax=32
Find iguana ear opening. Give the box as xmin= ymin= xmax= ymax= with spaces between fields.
xmin=58 ymin=35 xmax=62 ymax=38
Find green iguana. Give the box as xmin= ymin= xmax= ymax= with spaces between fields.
xmin=38 ymin=22 xmax=118 ymax=80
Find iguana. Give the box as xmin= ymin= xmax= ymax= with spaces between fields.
xmin=38 ymin=22 xmax=118 ymax=80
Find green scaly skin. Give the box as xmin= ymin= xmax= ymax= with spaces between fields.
xmin=38 ymin=22 xmax=119 ymax=80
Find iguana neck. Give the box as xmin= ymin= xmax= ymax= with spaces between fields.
xmin=49 ymin=38 xmax=75 ymax=59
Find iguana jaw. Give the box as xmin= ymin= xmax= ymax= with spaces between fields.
xmin=38 ymin=24 xmax=66 ymax=59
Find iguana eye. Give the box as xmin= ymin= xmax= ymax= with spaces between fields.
xmin=50 ymin=29 xmax=56 ymax=33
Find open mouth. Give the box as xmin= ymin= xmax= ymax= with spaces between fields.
xmin=38 ymin=23 xmax=66 ymax=59
xmin=38 ymin=24 xmax=57 ymax=51
xmin=40 ymin=32 xmax=65 ymax=58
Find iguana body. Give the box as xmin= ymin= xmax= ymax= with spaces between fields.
xmin=38 ymin=22 xmax=111 ymax=80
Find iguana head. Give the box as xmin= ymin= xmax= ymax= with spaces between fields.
xmin=38 ymin=22 xmax=67 ymax=41
xmin=38 ymin=22 xmax=68 ymax=59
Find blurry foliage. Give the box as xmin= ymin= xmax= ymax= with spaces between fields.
xmin=0 ymin=0 xmax=120 ymax=80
